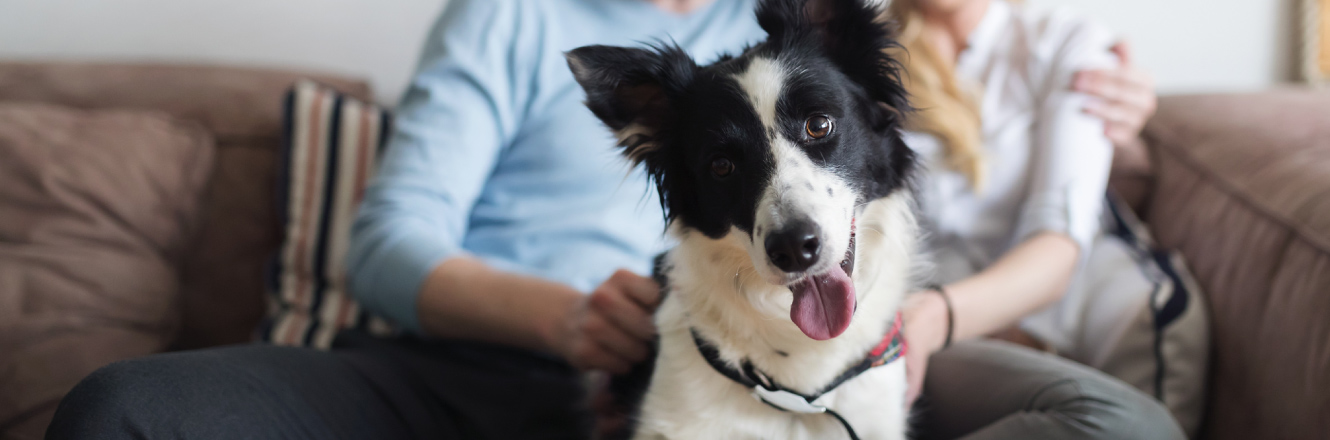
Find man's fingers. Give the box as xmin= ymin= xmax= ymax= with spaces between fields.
xmin=1085 ymin=104 xmax=1135 ymax=139
xmin=1110 ymin=40 xmax=1135 ymax=66
xmin=592 ymin=283 xmax=658 ymax=341
xmin=1084 ymin=102 xmax=1145 ymax=145
xmin=1074 ymin=70 xmax=1128 ymax=102
xmin=1083 ymin=100 xmax=1133 ymax=125
xmin=1105 ymin=126 xmax=1139 ymax=146
xmin=610 ymin=269 xmax=662 ymax=310
xmin=1073 ymin=41 xmax=1157 ymax=146
xmin=1081 ymin=87 xmax=1151 ymax=123
xmin=1080 ymin=72 xmax=1152 ymax=122
xmin=593 ymin=332 xmax=648 ymax=365
xmin=1113 ymin=68 xmax=1156 ymax=111
xmin=585 ymin=313 xmax=650 ymax=362
xmin=1073 ymin=71 xmax=1113 ymax=100
xmin=1078 ymin=41 xmax=1153 ymax=109
xmin=1077 ymin=69 xmax=1151 ymax=105
xmin=575 ymin=338 xmax=633 ymax=374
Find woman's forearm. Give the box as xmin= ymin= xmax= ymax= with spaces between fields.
xmin=940 ymin=232 xmax=1079 ymax=342
xmin=416 ymin=256 xmax=582 ymax=353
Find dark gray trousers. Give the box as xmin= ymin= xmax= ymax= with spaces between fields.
xmin=46 ymin=331 xmax=592 ymax=440
xmin=47 ymin=334 xmax=1183 ymax=439
xmin=912 ymin=340 xmax=1186 ymax=440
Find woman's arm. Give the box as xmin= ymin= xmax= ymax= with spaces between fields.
xmin=902 ymin=232 xmax=1079 ymax=404
xmin=905 ymin=18 xmax=1119 ymax=405
xmin=906 ymin=232 xmax=1079 ymax=350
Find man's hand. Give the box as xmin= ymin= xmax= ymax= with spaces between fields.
xmin=1073 ymin=41 xmax=1158 ymax=147
xmin=548 ymin=270 xmax=661 ymax=374
xmin=900 ymin=290 xmax=951 ymax=408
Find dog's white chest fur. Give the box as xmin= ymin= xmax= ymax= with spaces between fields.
xmin=630 ymin=196 xmax=916 ymax=440
xmin=564 ymin=1 xmax=921 ymax=435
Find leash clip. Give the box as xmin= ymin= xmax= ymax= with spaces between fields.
xmin=751 ymin=386 xmax=827 ymax=414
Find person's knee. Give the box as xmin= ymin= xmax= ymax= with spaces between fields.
xmin=1031 ymin=377 xmax=1185 ymax=440
xmin=47 ymin=357 xmax=183 ymax=439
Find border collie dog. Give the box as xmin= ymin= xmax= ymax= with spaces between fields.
xmin=568 ymin=0 xmax=918 ymax=438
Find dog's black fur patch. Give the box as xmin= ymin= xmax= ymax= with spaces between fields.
xmin=568 ymin=0 xmax=915 ymax=241
xmin=602 ymin=254 xmax=671 ymax=440
xmin=570 ymin=0 xmax=915 ymax=437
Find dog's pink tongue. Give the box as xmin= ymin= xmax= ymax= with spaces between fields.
xmin=789 ymin=266 xmax=856 ymax=340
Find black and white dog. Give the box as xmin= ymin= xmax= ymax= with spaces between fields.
xmin=568 ymin=0 xmax=918 ymax=438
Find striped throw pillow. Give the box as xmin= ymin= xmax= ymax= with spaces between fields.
xmin=262 ymin=80 xmax=396 ymax=348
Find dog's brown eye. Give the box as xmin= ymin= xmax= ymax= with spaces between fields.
xmin=805 ymin=115 xmax=832 ymax=139
xmin=710 ymin=156 xmax=734 ymax=178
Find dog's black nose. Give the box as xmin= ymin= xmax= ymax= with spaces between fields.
xmin=765 ymin=222 xmax=821 ymax=273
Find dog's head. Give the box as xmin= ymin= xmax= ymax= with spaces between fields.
xmin=568 ymin=0 xmax=914 ymax=340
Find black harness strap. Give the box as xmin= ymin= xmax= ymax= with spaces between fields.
xmin=690 ymin=315 xmax=906 ymax=440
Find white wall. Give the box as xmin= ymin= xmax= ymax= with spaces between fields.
xmin=0 ymin=0 xmax=448 ymax=106
xmin=1027 ymin=0 xmax=1298 ymax=93
xmin=0 ymin=0 xmax=1298 ymax=104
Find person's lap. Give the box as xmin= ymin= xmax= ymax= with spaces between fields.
xmin=46 ymin=331 xmax=591 ymax=440
xmin=913 ymin=340 xmax=1185 ymax=440
xmin=48 ymin=333 xmax=1181 ymax=440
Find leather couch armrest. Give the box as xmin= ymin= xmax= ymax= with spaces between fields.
xmin=1142 ymin=90 xmax=1330 ymax=440
xmin=1108 ymin=136 xmax=1154 ymax=215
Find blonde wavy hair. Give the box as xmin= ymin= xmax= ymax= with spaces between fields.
xmin=883 ymin=1 xmax=986 ymax=190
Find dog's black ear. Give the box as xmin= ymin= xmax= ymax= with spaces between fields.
xmin=757 ymin=0 xmax=908 ymax=113
xmin=566 ymin=45 xmax=695 ymax=165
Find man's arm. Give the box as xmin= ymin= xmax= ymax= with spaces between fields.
xmin=348 ymin=0 xmax=661 ymax=373
xmin=348 ymin=0 xmax=524 ymax=332
xmin=419 ymin=257 xmax=659 ymax=374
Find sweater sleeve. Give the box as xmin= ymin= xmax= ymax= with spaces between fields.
xmin=347 ymin=0 xmax=530 ymax=332
xmin=1012 ymin=11 xmax=1119 ymax=254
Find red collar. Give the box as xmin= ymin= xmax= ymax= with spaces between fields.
xmin=867 ymin=311 xmax=907 ymax=367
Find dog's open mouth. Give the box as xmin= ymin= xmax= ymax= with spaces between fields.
xmin=788 ymin=222 xmax=856 ymax=341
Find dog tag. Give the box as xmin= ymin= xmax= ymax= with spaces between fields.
xmin=751 ymin=387 xmax=826 ymax=414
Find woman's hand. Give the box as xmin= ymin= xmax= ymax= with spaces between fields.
xmin=900 ymin=290 xmax=952 ymax=407
xmin=546 ymin=269 xmax=660 ymax=374
xmin=1073 ymin=41 xmax=1158 ymax=148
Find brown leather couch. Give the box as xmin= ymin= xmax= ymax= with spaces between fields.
xmin=1137 ymin=90 xmax=1330 ymax=439
xmin=0 ymin=63 xmax=1326 ymax=440
xmin=0 ymin=63 xmax=372 ymax=439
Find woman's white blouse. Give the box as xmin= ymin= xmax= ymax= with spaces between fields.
xmin=908 ymin=0 xmax=1119 ymax=284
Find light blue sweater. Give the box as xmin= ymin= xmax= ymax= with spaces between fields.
xmin=348 ymin=0 xmax=764 ymax=331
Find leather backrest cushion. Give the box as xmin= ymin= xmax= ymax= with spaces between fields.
xmin=0 ymin=62 xmax=374 ymax=349
xmin=0 ymin=103 xmax=214 ymax=437
xmin=0 ymin=62 xmax=371 ymax=141
xmin=1144 ymin=90 xmax=1330 ymax=440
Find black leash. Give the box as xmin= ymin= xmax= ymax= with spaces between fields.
xmin=690 ymin=315 xmax=906 ymax=440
